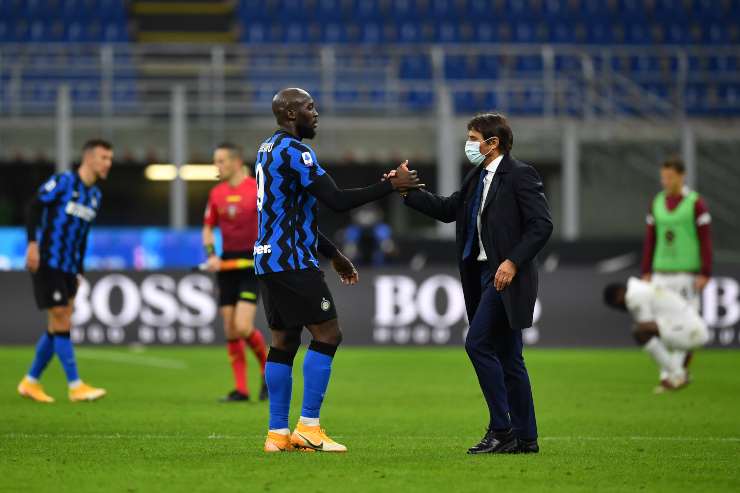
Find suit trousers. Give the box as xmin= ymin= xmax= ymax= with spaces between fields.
xmin=464 ymin=261 xmax=538 ymax=439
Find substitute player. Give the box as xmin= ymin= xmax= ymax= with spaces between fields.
xmin=258 ymin=88 xmax=421 ymax=453
xmin=603 ymin=277 xmax=710 ymax=393
xmin=203 ymin=142 xmax=268 ymax=402
xmin=640 ymin=157 xmax=712 ymax=376
xmin=17 ymin=139 xmax=112 ymax=403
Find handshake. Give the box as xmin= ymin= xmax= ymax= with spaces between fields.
xmin=382 ymin=160 xmax=425 ymax=196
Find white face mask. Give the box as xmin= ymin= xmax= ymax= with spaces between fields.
xmin=464 ymin=138 xmax=494 ymax=165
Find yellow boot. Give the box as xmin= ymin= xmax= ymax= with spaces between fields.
xmin=17 ymin=377 xmax=54 ymax=403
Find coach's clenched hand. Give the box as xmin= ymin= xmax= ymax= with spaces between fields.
xmin=331 ymin=252 xmax=359 ymax=286
xmin=494 ymin=259 xmax=517 ymax=291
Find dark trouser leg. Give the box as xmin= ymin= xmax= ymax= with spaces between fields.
xmin=464 ymin=279 xmax=512 ymax=432
xmin=494 ymin=322 xmax=538 ymax=440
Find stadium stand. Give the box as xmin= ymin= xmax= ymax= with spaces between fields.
xmin=0 ymin=0 xmax=738 ymax=116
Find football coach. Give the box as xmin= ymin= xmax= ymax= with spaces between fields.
xmin=402 ymin=113 xmax=553 ymax=454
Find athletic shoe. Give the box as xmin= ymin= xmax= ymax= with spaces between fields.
xmin=17 ymin=377 xmax=54 ymax=403
xmin=69 ymin=382 xmax=106 ymax=402
xmin=259 ymin=379 xmax=268 ymax=402
xmin=653 ymin=374 xmax=689 ymax=394
xmin=467 ymin=428 xmax=518 ymax=454
xmin=220 ymin=390 xmax=249 ymax=402
xmin=290 ymin=423 xmax=347 ymax=452
xmin=264 ymin=431 xmax=294 ymax=453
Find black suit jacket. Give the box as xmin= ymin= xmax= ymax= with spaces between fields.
xmin=404 ymin=154 xmax=553 ymax=329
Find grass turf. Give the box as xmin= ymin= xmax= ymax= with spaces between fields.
xmin=0 ymin=346 xmax=738 ymax=492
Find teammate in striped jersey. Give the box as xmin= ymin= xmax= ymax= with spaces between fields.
xmin=17 ymin=139 xmax=112 ymax=403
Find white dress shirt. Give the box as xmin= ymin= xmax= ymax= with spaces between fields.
xmin=476 ymin=154 xmax=504 ymax=261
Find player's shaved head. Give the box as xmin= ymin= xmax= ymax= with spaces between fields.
xmin=272 ymin=88 xmax=312 ymax=122
xmin=272 ymin=87 xmax=319 ymax=140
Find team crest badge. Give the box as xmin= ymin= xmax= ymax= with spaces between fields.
xmin=227 ymin=205 xmax=238 ymax=218
xmin=321 ymin=297 xmax=331 ymax=311
xmin=53 ymin=291 xmax=62 ymax=302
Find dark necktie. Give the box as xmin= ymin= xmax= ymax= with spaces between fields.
xmin=462 ymin=170 xmax=488 ymax=260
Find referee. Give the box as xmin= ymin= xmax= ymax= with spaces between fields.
xmin=641 ymin=157 xmax=712 ymax=372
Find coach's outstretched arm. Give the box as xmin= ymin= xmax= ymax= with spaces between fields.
xmin=403 ymin=188 xmax=460 ymax=224
xmin=506 ymin=166 xmax=553 ymax=268
xmin=307 ymin=163 xmax=422 ymax=213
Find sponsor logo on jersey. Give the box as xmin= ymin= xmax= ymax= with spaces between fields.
xmin=226 ymin=195 xmax=242 ymax=203
xmin=64 ymin=201 xmax=97 ymax=222
xmin=44 ymin=179 xmax=57 ymax=192
xmin=254 ymin=244 xmax=272 ymax=255
xmin=301 ymin=152 xmax=314 ymax=167
xmin=259 ymin=142 xmax=274 ymax=153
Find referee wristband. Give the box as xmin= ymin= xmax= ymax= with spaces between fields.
xmin=204 ymin=244 xmax=216 ymax=256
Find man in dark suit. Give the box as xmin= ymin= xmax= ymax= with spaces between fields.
xmin=403 ymin=113 xmax=553 ymax=454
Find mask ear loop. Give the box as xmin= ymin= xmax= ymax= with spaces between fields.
xmin=481 ymin=136 xmax=496 ymax=157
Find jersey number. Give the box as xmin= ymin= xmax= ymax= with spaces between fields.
xmin=255 ymin=163 xmax=265 ymax=212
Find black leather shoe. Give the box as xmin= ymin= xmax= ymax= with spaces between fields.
xmin=220 ymin=390 xmax=249 ymax=402
xmin=467 ymin=428 xmax=518 ymax=454
xmin=518 ymin=438 xmax=539 ymax=454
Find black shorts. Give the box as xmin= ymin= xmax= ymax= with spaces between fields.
xmin=216 ymin=251 xmax=259 ymax=306
xmin=258 ymin=268 xmax=338 ymax=331
xmin=32 ymin=267 xmax=78 ymax=310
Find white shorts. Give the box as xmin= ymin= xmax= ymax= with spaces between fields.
xmin=652 ymin=273 xmax=700 ymax=311
xmin=657 ymin=311 xmax=710 ymax=351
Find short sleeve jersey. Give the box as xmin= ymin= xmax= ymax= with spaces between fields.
xmin=34 ymin=171 xmax=102 ymax=274
xmin=204 ymin=177 xmax=258 ymax=253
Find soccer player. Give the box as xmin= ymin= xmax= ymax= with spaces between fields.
xmin=640 ymin=157 xmax=712 ymax=378
xmin=203 ymin=142 xmax=268 ymax=402
xmin=257 ymin=88 xmax=421 ymax=453
xmin=17 ymin=139 xmax=112 ymax=403
xmin=603 ymin=277 xmax=710 ymax=393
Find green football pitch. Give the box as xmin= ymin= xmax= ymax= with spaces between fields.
xmin=1 ymin=346 xmax=738 ymax=492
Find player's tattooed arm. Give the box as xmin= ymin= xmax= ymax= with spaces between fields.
xmin=317 ymin=231 xmax=358 ymax=285
xmin=317 ymin=230 xmax=340 ymax=259
xmin=330 ymin=251 xmax=359 ymax=286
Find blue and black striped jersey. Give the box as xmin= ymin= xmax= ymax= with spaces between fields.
xmin=33 ymin=171 xmax=102 ymax=274
xmin=253 ymin=130 xmax=326 ymax=275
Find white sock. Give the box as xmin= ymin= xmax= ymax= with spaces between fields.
xmin=299 ymin=416 xmax=320 ymax=427
xmin=269 ymin=428 xmax=290 ymax=436
xmin=671 ymin=350 xmax=687 ymax=371
xmin=68 ymin=379 xmax=82 ymax=389
xmin=26 ymin=375 xmax=39 ymax=383
xmin=644 ymin=338 xmax=680 ymax=377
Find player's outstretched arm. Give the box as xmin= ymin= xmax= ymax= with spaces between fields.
xmin=306 ymin=162 xmax=422 ymax=213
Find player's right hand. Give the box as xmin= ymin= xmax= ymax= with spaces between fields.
xmin=389 ymin=161 xmax=424 ymax=192
xmin=205 ymin=255 xmax=221 ymax=272
xmin=25 ymin=242 xmax=40 ymax=273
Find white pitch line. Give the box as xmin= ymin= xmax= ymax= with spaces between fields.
xmin=75 ymin=350 xmax=188 ymax=370
xmin=2 ymin=433 xmax=739 ymax=443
